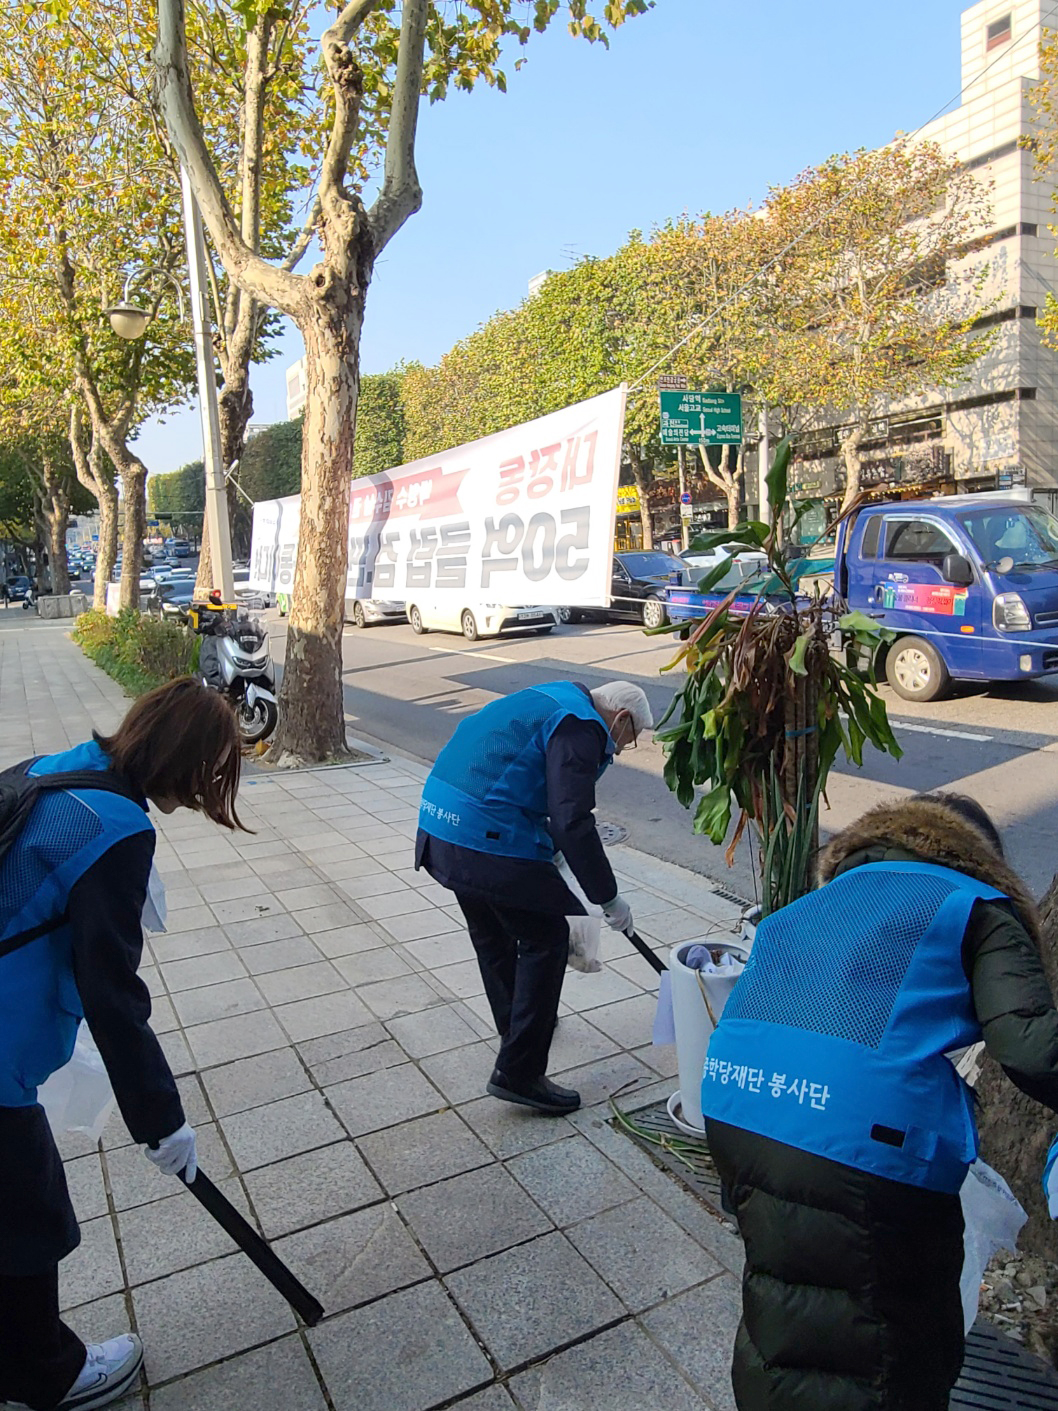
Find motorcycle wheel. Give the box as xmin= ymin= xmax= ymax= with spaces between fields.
xmin=237 ymin=696 xmax=278 ymax=745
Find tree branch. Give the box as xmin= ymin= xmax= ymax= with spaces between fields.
xmin=281 ymin=195 xmax=321 ymax=273
xmin=321 ymin=0 xmax=383 ymax=49
xmin=368 ymin=0 xmax=427 ymax=254
xmin=154 ymin=0 xmax=303 ymax=314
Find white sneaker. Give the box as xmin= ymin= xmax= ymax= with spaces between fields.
xmin=58 ymin=1335 xmax=144 ymax=1410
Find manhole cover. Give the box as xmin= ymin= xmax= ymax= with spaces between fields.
xmin=616 ymin=1101 xmax=1058 ymax=1409
xmin=597 ymin=821 xmax=628 ymax=846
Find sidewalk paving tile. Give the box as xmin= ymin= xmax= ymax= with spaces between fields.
xmin=385 ymin=1002 xmax=481 ymax=1058
xmin=273 ymin=1203 xmax=430 ymax=1314
xmin=117 ymin=1186 xmax=247 ymax=1285
xmin=333 ymin=945 xmax=412 ymax=985
xmin=199 ymin=1046 xmax=311 ymax=1117
xmin=132 ymin=1253 xmax=296 ymax=1382
xmin=59 ymin=1214 xmax=124 ymax=1310
xmin=184 ymin=1008 xmax=288 ymax=1067
xmin=419 ymin=1040 xmax=497 ymax=1104
xmin=357 ymin=973 xmax=444 ymax=1021
xmin=397 ymin=1164 xmax=552 ymax=1273
xmin=509 ymin=1322 xmax=709 ymax=1410
xmin=256 ymin=959 xmax=347 ymax=1006
xmin=506 ymin=1136 xmax=640 ymax=1227
xmin=450 ymin=1390 xmax=517 ymax=1410
xmin=63 ymin=1153 xmax=109 ymax=1222
xmin=446 ymin=1231 xmax=622 ymax=1370
xmin=219 ymin=1090 xmax=346 ymax=1170
xmin=239 ymin=934 xmax=323 ymax=975
xmin=104 ymin=1125 xmax=235 ymax=1211
xmin=457 ymin=1096 xmax=575 ymax=1160
xmin=325 ymin=1062 xmax=445 ymax=1137
xmin=243 ymin=1141 xmax=384 ymax=1238
xmin=159 ymin=950 xmax=248 ymax=992
xmin=172 ymin=977 xmax=267 ymax=1027
xmin=149 ymin=1337 xmax=328 ymax=1411
xmin=275 ymin=989 xmax=374 ymax=1041
xmin=307 ymin=1280 xmax=492 ymax=1411
xmin=311 ymin=921 xmax=389 ymax=957
xmin=297 ymin=1023 xmax=406 ymax=1085
xmin=357 ymin=1109 xmax=492 ymax=1195
xmin=640 ymin=1276 xmax=742 ymax=1411
xmin=564 ymin=1197 xmax=722 ymax=1312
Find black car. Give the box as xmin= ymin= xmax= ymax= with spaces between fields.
xmin=147 ymin=581 xmax=196 ymax=618
xmin=561 ymin=551 xmax=686 ymax=629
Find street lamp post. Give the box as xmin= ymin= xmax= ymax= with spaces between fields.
xmin=104 ymin=170 xmax=235 ymax=602
xmin=179 ymin=166 xmax=235 ymax=602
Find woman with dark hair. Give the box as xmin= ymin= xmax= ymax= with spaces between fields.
xmin=703 ymin=792 xmax=1058 ymax=1411
xmin=0 ymin=678 xmax=245 ymax=1411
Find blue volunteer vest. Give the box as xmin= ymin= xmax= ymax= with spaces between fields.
xmin=702 ymin=861 xmax=1006 ymax=1194
xmin=0 ymin=741 xmax=153 ymax=1107
xmin=419 ymin=682 xmax=614 ymax=860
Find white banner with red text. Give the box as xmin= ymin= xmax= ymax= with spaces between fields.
xmin=248 ymin=385 xmax=627 ymax=607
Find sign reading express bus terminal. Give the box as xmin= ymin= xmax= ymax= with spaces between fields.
xmin=249 ymin=386 xmax=628 ymax=607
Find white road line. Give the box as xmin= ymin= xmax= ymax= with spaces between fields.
xmin=892 ymin=721 xmax=993 ymax=743
xmin=425 ymin=645 xmax=519 ymax=664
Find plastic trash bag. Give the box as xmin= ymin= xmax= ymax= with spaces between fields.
xmin=960 ymin=1159 xmax=1027 ymax=1334
xmin=141 ymin=861 xmax=168 ymax=933
xmin=38 ymin=1022 xmax=117 ymax=1141
xmin=556 ymin=853 xmax=604 ymax=975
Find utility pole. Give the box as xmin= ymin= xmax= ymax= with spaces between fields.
xmin=758 ymin=404 xmax=771 ymax=527
xmin=677 ymin=444 xmax=690 ymax=551
xmin=179 ymin=166 xmax=235 ymax=603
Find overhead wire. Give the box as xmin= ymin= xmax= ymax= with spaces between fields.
xmin=626 ymin=7 xmax=1058 ymax=397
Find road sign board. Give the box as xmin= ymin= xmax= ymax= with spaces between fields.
xmin=657 ymin=374 xmax=689 ymax=391
xmin=680 ymin=491 xmax=692 ymax=505
xmin=660 ymin=391 xmax=743 ymax=446
xmin=680 ymin=502 xmax=694 ymax=520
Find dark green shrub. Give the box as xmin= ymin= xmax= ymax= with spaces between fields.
xmin=73 ymin=608 xmax=198 ymax=695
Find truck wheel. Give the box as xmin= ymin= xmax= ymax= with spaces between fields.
xmin=885 ymin=637 xmax=950 ymax=702
xmin=642 ymin=596 xmax=667 ymax=630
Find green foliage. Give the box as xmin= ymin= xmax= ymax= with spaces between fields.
xmin=73 ymin=608 xmax=198 ymax=694
xmin=655 ymin=441 xmax=903 ymax=912
xmin=238 ymin=420 xmax=302 ymax=503
xmin=354 ymin=373 xmax=406 ymax=479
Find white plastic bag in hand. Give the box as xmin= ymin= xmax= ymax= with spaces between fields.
xmin=555 ymin=853 xmax=605 ymax=974
xmin=38 ymin=1022 xmax=117 ymax=1141
xmin=567 ymin=914 xmax=603 ymax=973
xmin=959 ymin=1159 xmax=1027 ymax=1334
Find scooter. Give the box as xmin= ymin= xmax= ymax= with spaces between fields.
xmin=185 ymin=594 xmax=279 ymax=745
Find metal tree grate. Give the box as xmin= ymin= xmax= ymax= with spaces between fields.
xmin=616 ymin=1100 xmax=1058 ymax=1410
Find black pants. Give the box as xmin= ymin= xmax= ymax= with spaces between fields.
xmin=0 ymin=1268 xmax=86 ymax=1410
xmin=455 ymin=894 xmax=569 ymax=1083
xmin=707 ymin=1120 xmax=965 ymax=1411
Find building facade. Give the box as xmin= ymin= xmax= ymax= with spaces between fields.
xmin=791 ymin=0 xmax=1058 ymax=506
xmin=286 ymin=356 xmax=308 ymax=420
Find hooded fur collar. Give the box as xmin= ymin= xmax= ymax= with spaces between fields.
xmin=817 ymin=798 xmax=1042 ymax=944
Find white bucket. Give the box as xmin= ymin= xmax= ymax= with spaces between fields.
xmin=669 ymin=938 xmax=749 ymax=1133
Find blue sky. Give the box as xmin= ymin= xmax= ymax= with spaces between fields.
xmin=134 ymin=0 xmax=967 ymax=473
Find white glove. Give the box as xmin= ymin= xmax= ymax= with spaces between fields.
xmin=602 ymin=895 xmax=633 ymax=936
xmin=146 ymin=1121 xmax=198 ymax=1182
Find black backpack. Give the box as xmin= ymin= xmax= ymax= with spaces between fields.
xmin=0 ymin=758 xmax=142 ymax=961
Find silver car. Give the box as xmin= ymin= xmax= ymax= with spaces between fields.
xmin=345 ymin=598 xmax=407 ymax=628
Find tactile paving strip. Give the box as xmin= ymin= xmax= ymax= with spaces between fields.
xmin=617 ymin=1100 xmax=1058 ymax=1408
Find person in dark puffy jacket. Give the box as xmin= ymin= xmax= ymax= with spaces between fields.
xmin=703 ymin=793 xmax=1058 ymax=1411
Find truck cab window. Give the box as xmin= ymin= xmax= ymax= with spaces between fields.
xmin=884 ymin=519 xmax=956 ymax=568
xmin=860 ymin=516 xmax=881 ymax=559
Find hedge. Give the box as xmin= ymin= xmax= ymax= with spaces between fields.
xmin=72 ymin=609 xmax=199 ymax=695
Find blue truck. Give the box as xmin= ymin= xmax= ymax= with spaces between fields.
xmin=667 ymin=490 xmax=1058 ymax=702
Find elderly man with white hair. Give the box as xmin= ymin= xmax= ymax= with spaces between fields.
xmin=415 ymin=679 xmax=653 ymax=1113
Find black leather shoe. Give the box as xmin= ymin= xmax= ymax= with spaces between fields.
xmin=486 ymin=1069 xmax=581 ymax=1114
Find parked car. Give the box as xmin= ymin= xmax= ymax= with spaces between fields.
xmin=146 ymin=581 xmax=196 ymax=618
xmin=561 ymin=551 xmax=686 ymax=629
xmin=4 ymin=575 xmax=32 ymax=602
xmin=681 ymin=543 xmax=769 ymax=581
xmin=406 ymin=598 xmax=557 ymax=641
xmin=345 ymin=598 xmax=407 ymax=628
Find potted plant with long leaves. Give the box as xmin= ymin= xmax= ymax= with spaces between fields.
xmin=654 ymin=439 xmax=903 ymax=918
